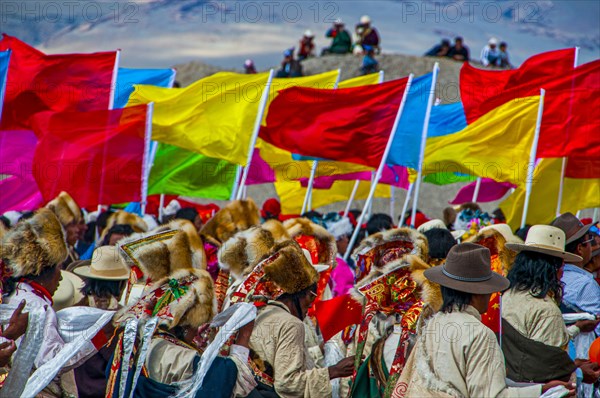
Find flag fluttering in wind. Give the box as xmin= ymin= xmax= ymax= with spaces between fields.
xmin=114 ymin=67 xmax=176 ymax=109
xmin=299 ymin=165 xmax=409 ymax=190
xmin=260 ymin=78 xmax=409 ymax=168
xmin=0 ymin=34 xmax=118 ymax=130
xmin=449 ymin=179 xmax=516 ymax=205
xmin=460 ymin=48 xmax=576 ymax=123
xmin=31 ymin=105 xmax=150 ymax=207
xmin=0 ymin=49 xmax=10 ymax=121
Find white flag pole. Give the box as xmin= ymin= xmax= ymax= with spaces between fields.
xmin=300 ymin=69 xmax=342 ymax=213
xmin=410 ymin=63 xmax=440 ymax=227
xmin=108 ymin=49 xmax=121 ymax=111
xmin=343 ymin=74 xmax=414 ymax=261
xmin=230 ymin=165 xmax=243 ymax=201
xmin=555 ymin=47 xmax=579 ymax=216
xmin=236 ymin=69 xmax=275 ymax=200
xmin=343 ymin=180 xmax=361 ymax=217
xmin=520 ymin=90 xmax=546 ymax=229
xmin=158 ymin=194 xmax=165 ymax=223
xmin=472 ymin=177 xmax=482 ymax=202
xmin=399 ymin=183 xmax=414 ymax=226
xmin=140 ymin=102 xmax=154 ymax=216
xmin=593 ymin=208 xmax=599 ymax=223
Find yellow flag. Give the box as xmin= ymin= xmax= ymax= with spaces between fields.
xmin=128 ymin=71 xmax=269 ymax=166
xmin=337 ymin=73 xmax=381 ymax=88
xmin=423 ymin=96 xmax=540 ymax=185
xmin=501 ymin=158 xmax=600 ymax=230
xmin=276 ymin=179 xmax=391 ymax=215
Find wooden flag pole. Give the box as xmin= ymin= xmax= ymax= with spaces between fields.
xmin=344 ymin=74 xmax=414 ymax=261
xmin=410 ymin=62 xmax=440 ymax=227
xmin=521 ymin=89 xmax=546 ymax=228
xmin=236 ymin=69 xmax=275 ymax=200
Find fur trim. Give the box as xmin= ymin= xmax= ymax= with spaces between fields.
xmin=153 ymin=219 xmax=206 ymax=270
xmin=46 ymin=192 xmax=82 ymax=226
xmin=261 ymin=219 xmax=290 ymax=242
xmin=466 ymin=228 xmax=515 ymax=276
xmin=1 ymin=208 xmax=68 ymax=277
xmin=152 ymin=268 xmax=216 ymax=328
xmin=0 ymin=223 xmax=6 ymax=241
xmin=283 ymin=218 xmax=337 ymax=266
xmin=218 ymin=227 xmax=275 ymax=280
xmin=118 ymin=229 xmax=202 ymax=280
xmin=200 ymin=199 xmax=260 ymax=245
xmin=353 ymin=228 xmax=429 ymax=262
xmin=107 ymin=211 xmax=148 ymax=233
xmin=411 ymin=259 xmax=443 ymax=313
xmin=263 ymin=240 xmax=319 ymax=294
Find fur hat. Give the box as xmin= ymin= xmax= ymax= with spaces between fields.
xmin=283 ymin=218 xmax=337 ymax=266
xmin=151 ymin=219 xmax=206 ymax=269
xmin=261 ymin=219 xmax=290 ymax=242
xmin=262 ymin=240 xmax=319 ymax=294
xmin=1 ymin=208 xmax=68 ymax=277
xmin=46 ymin=192 xmax=82 ymax=226
xmin=218 ymin=227 xmax=275 ymax=280
xmin=119 ymin=228 xmax=204 ymax=281
xmin=326 ymin=217 xmax=353 ymax=240
xmin=104 ymin=211 xmax=148 ymax=234
xmin=116 ymin=268 xmax=216 ymax=329
xmin=466 ymin=227 xmax=515 ymax=276
xmin=353 ymin=228 xmax=428 ymax=283
xmin=200 ymin=199 xmax=260 ymax=245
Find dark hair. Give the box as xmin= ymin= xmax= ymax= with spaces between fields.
xmin=423 ymin=228 xmax=457 ymax=259
xmin=302 ymin=210 xmax=322 ymax=220
xmin=4 ymin=265 xmax=59 ymax=297
xmin=83 ymin=221 xmax=97 ymax=244
xmin=440 ymin=285 xmax=472 ymax=313
xmin=175 ymin=207 xmax=199 ymax=223
xmin=455 ymin=36 xmax=463 ymax=42
xmin=278 ymin=283 xmax=318 ymax=320
xmin=101 ymin=224 xmax=135 ymax=246
xmin=565 ymin=234 xmax=588 ymax=255
xmin=96 ymin=211 xmax=114 ymax=230
xmin=507 ymin=251 xmax=564 ymax=301
xmin=499 ymin=42 xmax=507 ymax=47
xmin=81 ymin=278 xmax=125 ymax=299
xmin=0 ymin=215 xmax=10 ymax=229
xmin=19 ymin=211 xmax=35 ymax=222
xmin=515 ymin=225 xmax=531 ymax=241
xmin=492 ymin=208 xmax=506 ymax=222
xmin=367 ymin=213 xmax=393 ymax=235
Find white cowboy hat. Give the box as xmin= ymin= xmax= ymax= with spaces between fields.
xmin=479 ymin=224 xmax=523 ymax=244
xmin=53 ymin=273 xmax=75 ymax=311
xmin=360 ymin=15 xmax=371 ymax=24
xmin=74 ymin=246 xmax=130 ymax=280
xmin=505 ymin=225 xmax=582 ymax=262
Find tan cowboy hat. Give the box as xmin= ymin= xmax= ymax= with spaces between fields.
xmin=53 ymin=275 xmax=75 ymax=312
xmin=505 ymin=225 xmax=582 ymax=263
xmin=74 ymin=246 xmax=130 ymax=280
xmin=479 ymin=224 xmax=523 ymax=244
xmin=424 ymin=243 xmax=510 ymax=294
xmin=62 ymin=270 xmax=85 ymax=304
xmin=551 ymin=212 xmax=594 ymax=244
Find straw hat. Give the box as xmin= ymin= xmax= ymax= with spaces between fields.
xmin=551 ymin=212 xmax=594 ymax=244
xmin=479 ymin=224 xmax=523 ymax=244
xmin=53 ymin=274 xmax=75 ymax=312
xmin=424 ymin=243 xmax=510 ymax=294
xmin=505 ymin=225 xmax=582 ymax=263
xmin=74 ymin=246 xmax=130 ymax=281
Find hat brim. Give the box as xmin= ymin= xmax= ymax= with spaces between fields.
xmin=73 ymin=265 xmax=130 ymax=281
xmin=566 ymin=223 xmax=594 ymax=244
xmin=424 ymin=266 xmax=510 ymax=295
xmin=505 ymin=243 xmax=583 ymax=263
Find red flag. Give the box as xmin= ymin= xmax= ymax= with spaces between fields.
xmin=259 ymin=78 xmax=409 ymax=168
xmin=538 ymin=60 xmax=600 ymax=158
xmin=460 ymin=49 xmax=575 ymax=123
xmin=0 ymin=34 xmax=117 ymax=130
xmin=314 ymin=294 xmax=363 ymax=342
xmin=564 ymin=157 xmax=600 ymax=179
xmin=31 ymin=105 xmax=149 ymax=208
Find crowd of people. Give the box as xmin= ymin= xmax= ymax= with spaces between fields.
xmin=425 ymin=36 xmax=513 ymax=67
xmin=0 ymin=190 xmax=599 ymax=397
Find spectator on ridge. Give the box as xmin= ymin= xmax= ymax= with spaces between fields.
xmin=276 ymin=48 xmax=303 ymax=78
xmin=322 ymin=19 xmax=352 ymax=55
xmin=355 ymin=15 xmax=380 ymax=54
xmin=480 ymin=37 xmax=501 ymax=66
xmin=298 ymin=30 xmax=316 ymax=60
xmin=425 ymin=39 xmax=451 ymax=57
xmin=448 ymin=36 xmax=470 ymax=61
xmin=243 ymin=59 xmax=256 ymax=74
xmin=361 ymin=45 xmax=379 ymax=75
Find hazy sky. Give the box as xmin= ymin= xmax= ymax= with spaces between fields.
xmin=3 ymin=0 xmax=599 ymax=69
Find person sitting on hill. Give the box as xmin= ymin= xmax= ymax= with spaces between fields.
xmin=448 ymin=36 xmax=470 ymax=61
xmin=298 ymin=30 xmax=316 ymax=60
xmin=355 ymin=15 xmax=380 ymax=54
xmin=361 ymin=45 xmax=379 ymax=75
xmin=425 ymin=39 xmax=451 ymax=57
xmin=481 ymin=37 xmax=501 ymax=66
xmin=498 ymin=41 xmax=513 ymax=68
xmin=243 ymin=59 xmax=256 ymax=74
xmin=276 ymin=48 xmax=303 ymax=78
xmin=322 ymin=19 xmax=352 ymax=55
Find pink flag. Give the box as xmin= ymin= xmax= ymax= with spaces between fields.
xmin=0 ymin=130 xmax=43 ymax=213
xmin=300 ymin=165 xmax=409 ymax=190
xmin=449 ymin=178 xmax=515 ymax=205
xmin=246 ymin=149 xmax=276 ymax=186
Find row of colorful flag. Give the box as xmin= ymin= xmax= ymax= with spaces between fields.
xmin=0 ymin=34 xmax=598 ymax=229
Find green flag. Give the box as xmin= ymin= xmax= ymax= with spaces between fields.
xmin=423 ymin=172 xmax=475 ymax=186
xmin=148 ymin=143 xmax=236 ymax=200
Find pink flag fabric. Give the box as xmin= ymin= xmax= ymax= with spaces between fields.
xmin=449 ymin=178 xmax=516 ymax=205
xmin=246 ymin=149 xmax=276 ymax=186
xmin=299 ymin=165 xmax=410 ymax=190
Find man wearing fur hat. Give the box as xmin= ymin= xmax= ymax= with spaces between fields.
xmin=246 ymin=240 xmax=355 ymax=397
xmin=1 ymin=209 xmax=107 ymax=397
xmin=46 ymin=192 xmax=87 ymax=268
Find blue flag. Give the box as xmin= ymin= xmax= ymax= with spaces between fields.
xmin=114 ymin=67 xmax=176 ymax=108
xmin=387 ymin=73 xmax=467 ymax=168
xmin=0 ymin=50 xmax=11 ymax=124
